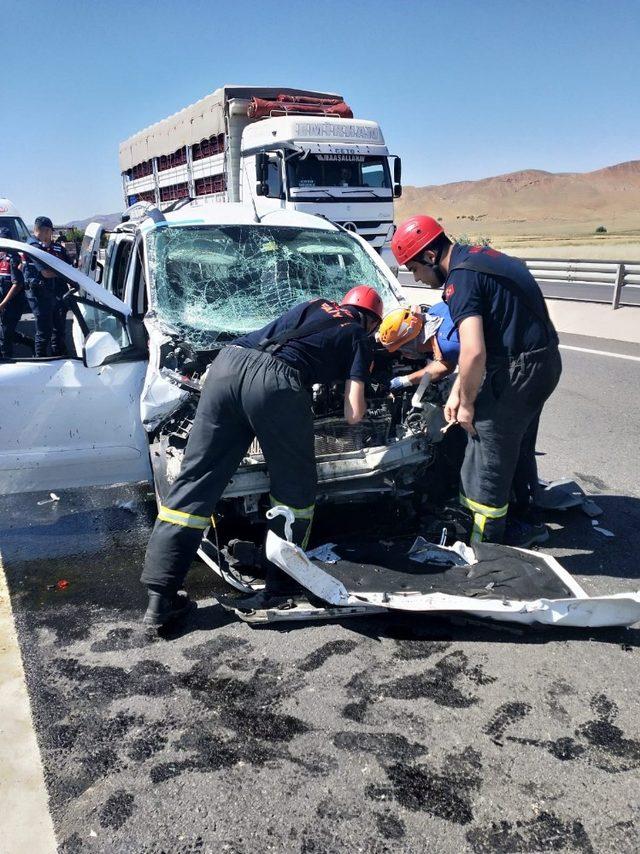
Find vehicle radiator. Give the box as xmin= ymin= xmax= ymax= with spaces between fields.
xmin=248 ymin=415 xmax=391 ymax=460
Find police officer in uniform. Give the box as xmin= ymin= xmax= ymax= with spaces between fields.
xmin=392 ymin=216 xmax=562 ymax=547
xmin=0 ymin=228 xmax=28 ymax=358
xmin=23 ymin=216 xmax=71 ymax=357
xmin=141 ymin=285 xmax=384 ymax=627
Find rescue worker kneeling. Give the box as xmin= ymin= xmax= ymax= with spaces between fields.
xmin=141 ymin=285 xmax=384 ymax=628
xmin=379 ymin=301 xmax=460 ymax=393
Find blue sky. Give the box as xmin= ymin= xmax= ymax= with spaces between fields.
xmin=3 ymin=0 xmax=639 ymax=224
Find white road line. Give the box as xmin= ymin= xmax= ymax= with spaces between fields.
xmin=0 ymin=555 xmax=57 ymax=854
xmin=559 ymin=344 xmax=640 ymax=362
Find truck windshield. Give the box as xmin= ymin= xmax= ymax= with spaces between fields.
xmin=287 ymin=155 xmax=392 ymax=199
xmin=146 ymin=224 xmax=399 ymax=350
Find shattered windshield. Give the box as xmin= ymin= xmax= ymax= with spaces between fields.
xmin=146 ymin=224 xmax=399 ymax=350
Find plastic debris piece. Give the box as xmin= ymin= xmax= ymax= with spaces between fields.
xmin=581 ymin=499 xmax=603 ymax=518
xmin=306 ymin=543 xmax=341 ymax=564
xmin=534 ymin=479 xmax=585 ymax=510
xmin=594 ymin=527 xmax=615 ymax=538
xmin=592 ymin=519 xmax=599 ymax=526
xmin=37 ymin=492 xmax=60 ymax=506
xmin=116 ymin=500 xmax=136 ymax=512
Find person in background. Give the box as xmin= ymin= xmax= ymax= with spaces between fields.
xmin=24 ymin=216 xmax=72 ymax=356
xmin=0 ymin=227 xmax=29 ymax=358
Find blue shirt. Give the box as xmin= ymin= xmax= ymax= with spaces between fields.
xmin=427 ymin=301 xmax=460 ymax=365
xmin=234 ymin=299 xmax=374 ymax=385
xmin=443 ymin=244 xmax=554 ymax=357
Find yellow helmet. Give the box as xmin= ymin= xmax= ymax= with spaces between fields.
xmin=378 ymin=307 xmax=424 ymax=353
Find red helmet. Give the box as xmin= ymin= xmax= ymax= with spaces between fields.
xmin=341 ymin=285 xmax=384 ymax=321
xmin=391 ymin=215 xmax=444 ymax=266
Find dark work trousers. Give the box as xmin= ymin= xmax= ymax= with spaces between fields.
xmin=26 ymin=285 xmax=55 ymax=357
xmin=0 ymin=280 xmax=23 ymax=358
xmin=142 ymin=345 xmax=317 ymax=593
xmin=459 ymin=344 xmax=562 ymax=543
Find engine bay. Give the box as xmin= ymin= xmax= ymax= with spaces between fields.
xmin=149 ymin=339 xmax=453 ymax=512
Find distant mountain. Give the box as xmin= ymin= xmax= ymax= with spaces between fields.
xmin=396 ymin=160 xmax=640 ymax=237
xmin=64 ymin=212 xmax=122 ymax=231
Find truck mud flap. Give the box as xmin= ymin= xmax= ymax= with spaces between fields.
xmin=241 ymin=529 xmax=640 ymax=629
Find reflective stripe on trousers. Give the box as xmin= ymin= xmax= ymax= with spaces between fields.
xmin=459 ymin=493 xmax=508 ymax=543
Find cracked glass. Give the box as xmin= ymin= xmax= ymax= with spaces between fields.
xmin=146 ymin=224 xmax=399 ymax=350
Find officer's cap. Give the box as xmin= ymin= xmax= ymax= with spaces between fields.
xmin=34 ymin=216 xmax=53 ymax=229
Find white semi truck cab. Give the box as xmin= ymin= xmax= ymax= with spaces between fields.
xmin=119 ymin=86 xmax=402 ymax=272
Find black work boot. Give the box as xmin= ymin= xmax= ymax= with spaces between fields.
xmin=143 ymin=588 xmax=195 ymax=627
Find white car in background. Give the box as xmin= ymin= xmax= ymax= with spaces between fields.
xmin=0 ymin=202 xmax=448 ymax=519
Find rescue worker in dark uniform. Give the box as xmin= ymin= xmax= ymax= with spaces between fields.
xmin=23 ymin=216 xmax=71 ymax=357
xmin=0 ymin=228 xmax=28 ymax=358
xmin=141 ymin=285 xmax=384 ymax=627
xmin=392 ymin=216 xmax=562 ymax=547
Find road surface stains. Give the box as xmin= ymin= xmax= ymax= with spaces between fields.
xmin=340 ymin=648 xmax=496 ymax=725
xmin=98 ymin=789 xmax=136 ymax=830
xmin=298 ymin=639 xmax=359 ymax=672
xmin=379 ymin=650 xmax=496 ymax=708
xmin=90 ymin=626 xmax=156 ymax=652
xmin=546 ymin=678 xmax=577 ymax=725
xmin=146 ymin=659 xmax=310 ymax=784
xmin=392 ymin=639 xmax=451 ymax=660
xmin=466 ymin=811 xmax=595 ymax=853
xmin=126 ymin=719 xmax=171 ymax=761
xmin=333 ymin=730 xmax=427 ymax=762
xmin=507 ymin=693 xmax=640 ymax=773
xmin=55 ymin=657 xmax=176 ymax=701
xmin=181 ymin=634 xmax=251 ymax=661
xmin=484 ymin=701 xmax=532 ymax=745
xmin=367 ymin=748 xmax=482 ymax=825
xmin=375 ymin=810 xmax=406 ymax=840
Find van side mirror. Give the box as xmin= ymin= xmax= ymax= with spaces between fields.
xmin=83 ymin=330 xmax=121 ymax=368
xmin=255 ymin=151 xmax=269 ymax=196
xmin=393 ymin=156 xmax=402 ymax=198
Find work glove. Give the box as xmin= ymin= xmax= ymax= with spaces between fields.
xmin=390 ymin=375 xmax=412 ymax=391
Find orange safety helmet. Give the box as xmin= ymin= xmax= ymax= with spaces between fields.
xmin=378 ymin=307 xmax=424 ymax=353
xmin=391 ymin=215 xmax=444 ymax=266
xmin=341 ymin=285 xmax=384 ymax=321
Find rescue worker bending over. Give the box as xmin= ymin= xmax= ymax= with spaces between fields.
xmin=141 ymin=285 xmax=384 ymax=628
xmin=0 ymin=228 xmax=28 ymax=358
xmin=378 ymin=301 xmax=460 ymax=393
xmin=23 ymin=216 xmax=72 ymax=357
xmin=392 ymin=216 xmax=562 ymax=547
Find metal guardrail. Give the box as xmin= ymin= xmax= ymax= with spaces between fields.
xmin=521 ymin=258 xmax=640 ymax=310
xmin=400 ymin=258 xmax=640 ymax=309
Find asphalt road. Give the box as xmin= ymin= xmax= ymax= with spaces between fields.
xmin=398 ymin=271 xmax=640 ymax=307
xmin=1 ymin=333 xmax=640 ymax=853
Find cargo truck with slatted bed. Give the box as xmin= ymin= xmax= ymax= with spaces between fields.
xmin=119 ymin=85 xmax=402 ymax=273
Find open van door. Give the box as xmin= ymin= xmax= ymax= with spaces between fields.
xmin=78 ymin=221 xmax=104 ymax=280
xmin=0 ymin=237 xmax=151 ymax=494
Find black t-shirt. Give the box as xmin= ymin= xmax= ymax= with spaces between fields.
xmin=234 ymin=299 xmax=373 ymax=385
xmin=443 ymin=244 xmax=554 ymax=357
